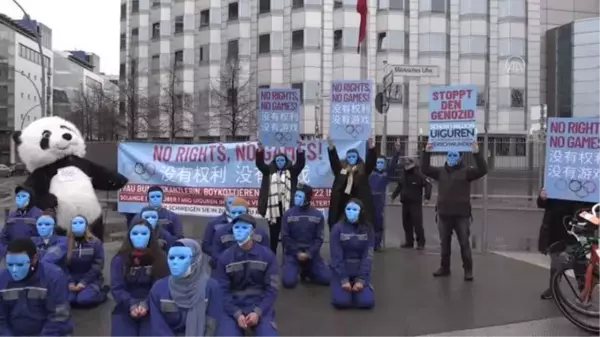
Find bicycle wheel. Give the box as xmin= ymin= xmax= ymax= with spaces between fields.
xmin=552 ymin=263 xmax=599 ymax=317
xmin=552 ymin=267 xmax=599 ymax=334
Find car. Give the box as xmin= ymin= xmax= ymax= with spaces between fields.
xmin=10 ymin=163 xmax=27 ymax=176
xmin=0 ymin=164 xmax=12 ymax=178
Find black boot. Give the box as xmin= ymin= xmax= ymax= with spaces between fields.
xmin=401 ymin=242 xmax=414 ymax=249
xmin=540 ymin=288 xmax=553 ymax=300
xmin=464 ymin=269 xmax=473 ymax=281
xmin=433 ymin=268 xmax=451 ymax=277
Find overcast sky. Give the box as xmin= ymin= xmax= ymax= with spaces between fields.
xmin=4 ymin=0 xmax=120 ymax=75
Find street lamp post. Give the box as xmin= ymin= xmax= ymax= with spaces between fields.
xmin=13 ymin=67 xmax=42 ymax=105
xmin=20 ymin=103 xmax=39 ymax=129
xmin=11 ymin=0 xmax=47 ymax=117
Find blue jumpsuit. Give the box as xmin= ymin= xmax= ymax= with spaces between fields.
xmin=156 ymin=208 xmax=183 ymax=240
xmin=148 ymin=276 xmax=223 ymax=336
xmin=110 ymin=254 xmax=156 ymax=336
xmin=0 ymin=207 xmax=42 ymax=258
xmin=280 ymin=207 xmax=330 ymax=288
xmin=67 ymin=238 xmax=107 ymax=307
xmin=0 ymin=262 xmax=73 ymax=336
xmin=32 ymin=235 xmax=68 ymax=268
xmin=202 ymin=213 xmax=230 ymax=267
xmin=211 ymin=224 xmax=270 ymax=264
xmin=214 ymin=244 xmax=279 ymax=336
xmin=329 ymin=221 xmax=375 ymax=309
xmin=368 ymin=153 xmax=399 ymax=248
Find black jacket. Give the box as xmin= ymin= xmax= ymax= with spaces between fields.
xmin=391 ymin=167 xmax=432 ymax=203
xmin=255 ymin=149 xmax=306 ymax=218
xmin=421 ymin=151 xmax=488 ymax=217
xmin=327 ymin=146 xmax=376 ymax=227
xmin=537 ymin=197 xmax=595 ymax=253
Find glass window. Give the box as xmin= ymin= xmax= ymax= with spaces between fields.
xmin=390 ymin=0 xmax=403 ymax=10
xmin=431 ymin=0 xmax=444 ymax=13
xmin=120 ymin=34 xmax=126 ymax=50
xmin=200 ymin=10 xmax=210 ymax=28
xmin=292 ymin=30 xmax=304 ymax=50
xmin=377 ymin=32 xmax=387 ymax=51
xmin=120 ymin=4 xmax=126 ymax=19
xmin=419 ymin=33 xmax=447 ymax=53
xmin=291 ymin=83 xmax=304 ymax=105
xmin=334 ymin=30 xmax=343 ymax=50
xmin=387 ymin=31 xmax=405 ymax=50
xmin=305 ymin=28 xmax=320 ymax=48
xmin=499 ymin=0 xmax=525 ymax=18
xmin=152 ymin=23 xmax=160 ymax=39
xmin=259 ymin=34 xmax=270 ymax=54
xmin=228 ymin=3 xmax=239 ymax=21
xmin=334 ymin=0 xmax=342 ymax=8
xmin=151 ymin=55 xmax=160 ymax=70
xmin=292 ymin=0 xmax=304 ymax=9
xmin=199 ymin=45 xmax=209 ymax=63
xmin=259 ymin=0 xmax=270 ymax=14
xmin=498 ymin=38 xmax=525 ymax=57
xmin=152 ymin=0 xmax=160 ymax=7
xmin=460 ymin=0 xmax=486 ymax=15
xmin=174 ymin=50 xmax=184 ymax=64
xmin=574 ymin=32 xmax=600 ymax=45
xmin=131 ymin=0 xmax=139 ymax=13
xmin=175 ymin=16 xmax=184 ymax=34
xmin=228 ymin=40 xmax=239 ymax=60
xmin=510 ymin=88 xmax=524 ymax=108
xmin=460 ymin=36 xmax=487 ymax=54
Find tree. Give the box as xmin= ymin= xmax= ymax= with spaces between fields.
xmin=209 ymin=58 xmax=257 ymax=137
xmin=68 ymin=82 xmax=120 ymax=141
xmin=152 ymin=61 xmax=194 ymax=140
xmin=119 ymin=58 xmax=149 ymax=139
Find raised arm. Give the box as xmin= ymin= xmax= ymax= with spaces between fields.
xmin=420 ymin=147 xmax=440 ymax=181
xmin=364 ymin=138 xmax=377 ymax=175
xmin=291 ymin=147 xmax=306 ymax=177
xmin=465 ymin=143 xmax=488 ymax=181
xmin=255 ymin=143 xmax=270 ymax=174
xmin=327 ymin=138 xmax=342 ymax=175
xmin=82 ymin=158 xmax=129 ymax=191
xmin=386 ymin=142 xmax=401 ymax=177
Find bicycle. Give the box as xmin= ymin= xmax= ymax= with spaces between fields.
xmin=550 ymin=203 xmax=599 ymax=334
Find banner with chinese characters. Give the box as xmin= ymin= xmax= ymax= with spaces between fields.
xmin=428 ymin=85 xmax=477 ymax=152
xmin=329 ymin=79 xmax=372 ymax=140
xmin=544 ymin=117 xmax=600 ymax=203
xmin=117 ymin=140 xmax=366 ymax=216
xmin=258 ymin=88 xmax=300 ymax=147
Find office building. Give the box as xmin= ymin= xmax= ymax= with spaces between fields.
xmin=0 ymin=13 xmax=53 ymax=163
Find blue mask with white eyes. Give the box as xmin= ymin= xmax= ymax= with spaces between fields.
xmin=71 ymin=216 xmax=87 ymax=237
xmin=447 ymin=151 xmax=460 ymax=167
xmin=225 ymin=196 xmax=234 ymax=212
xmin=294 ymin=190 xmax=306 ymax=207
xmin=346 ymin=151 xmax=358 ymax=166
xmin=229 ymin=205 xmax=247 ymax=220
xmin=15 ymin=191 xmax=30 ymax=209
xmin=232 ymin=222 xmax=254 ymax=245
xmin=275 ymin=156 xmax=286 ymax=170
xmin=141 ymin=210 xmax=159 ymax=229
xmin=6 ymin=253 xmax=31 ymax=281
xmin=129 ymin=224 xmax=151 ymax=249
xmin=167 ymin=246 xmax=193 ymax=278
xmin=148 ymin=191 xmax=163 ymax=208
xmin=345 ymin=202 xmax=361 ymax=223
xmin=376 ymin=158 xmax=386 ymax=171
xmin=36 ymin=216 xmax=55 ymax=238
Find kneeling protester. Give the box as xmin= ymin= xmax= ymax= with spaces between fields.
xmin=149 ymin=239 xmax=222 ymax=336
xmin=214 ymin=214 xmax=279 ymax=336
xmin=31 ymin=210 xmax=67 ymax=267
xmin=0 ymin=238 xmax=73 ymax=336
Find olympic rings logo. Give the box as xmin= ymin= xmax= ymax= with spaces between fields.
xmin=345 ymin=124 xmax=364 ymax=138
xmin=554 ymin=179 xmax=597 ymax=198
xmin=274 ymin=132 xmax=292 ymax=145
xmin=122 ymin=162 xmax=156 ymax=181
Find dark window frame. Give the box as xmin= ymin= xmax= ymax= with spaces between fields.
xmin=200 ymin=10 xmax=210 ymax=28
xmin=228 ymin=3 xmax=239 ymax=21
xmin=292 ymin=30 xmax=304 ymax=50
xmin=259 ymin=34 xmax=271 ymax=54
xmin=174 ymin=16 xmax=184 ymax=34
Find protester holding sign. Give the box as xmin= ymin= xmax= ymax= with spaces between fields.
xmin=256 ymin=141 xmax=306 ymax=253
xmin=326 ymin=136 xmax=377 ymax=231
xmin=421 ymin=141 xmax=487 ymax=281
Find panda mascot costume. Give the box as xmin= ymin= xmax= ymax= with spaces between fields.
xmin=12 ymin=116 xmax=128 ymax=242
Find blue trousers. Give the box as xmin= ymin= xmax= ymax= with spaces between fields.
xmin=218 ymin=312 xmax=278 ymax=336
xmin=373 ymin=200 xmax=385 ymax=248
xmin=111 ymin=311 xmax=152 ymax=336
xmin=68 ymin=285 xmax=107 ymax=308
xmin=330 ymin=280 xmax=375 ymax=309
xmin=281 ymin=255 xmax=330 ymax=288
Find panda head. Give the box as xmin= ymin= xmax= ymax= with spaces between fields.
xmin=12 ymin=116 xmax=86 ymax=172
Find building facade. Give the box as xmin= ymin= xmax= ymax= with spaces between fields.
xmin=546 ymin=17 xmax=599 ymax=118
xmin=119 ymin=0 xmax=599 ymax=153
xmin=0 ymin=14 xmax=53 ymax=164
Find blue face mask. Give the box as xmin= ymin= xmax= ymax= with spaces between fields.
xmin=148 ymin=191 xmax=163 ymax=208
xmin=376 ymin=158 xmax=386 ymax=171
xmin=232 ymin=222 xmax=254 ymax=245
xmin=36 ymin=216 xmax=55 ymax=238
xmin=6 ymin=253 xmax=31 ymax=281
xmin=275 ymin=156 xmax=286 ymax=170
xmin=15 ymin=191 xmax=30 ymax=209
xmin=71 ymin=216 xmax=87 ymax=237
xmin=229 ymin=205 xmax=247 ymax=219
xmin=294 ymin=191 xmax=306 ymax=207
xmin=167 ymin=246 xmax=193 ymax=278
xmin=346 ymin=152 xmax=358 ymax=166
xmin=129 ymin=224 xmax=151 ymax=249
xmin=141 ymin=210 xmax=159 ymax=229
xmin=447 ymin=151 xmax=460 ymax=167
xmin=225 ymin=196 xmax=234 ymax=212
xmin=345 ymin=202 xmax=361 ymax=223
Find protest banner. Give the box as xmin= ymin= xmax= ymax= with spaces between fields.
xmin=118 ymin=140 xmax=365 ymax=216
xmin=544 ymin=117 xmax=600 ymax=203
xmin=428 ymin=85 xmax=477 ymax=152
xmin=330 ymin=80 xmax=372 ymax=140
xmin=259 ymin=88 xmax=301 ymax=147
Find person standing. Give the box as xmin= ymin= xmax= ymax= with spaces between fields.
xmin=391 ymin=157 xmax=432 ymax=250
xmin=368 ymin=140 xmax=401 ymax=250
xmin=421 ymin=141 xmax=488 ymax=281
xmin=256 ymin=141 xmax=306 ymax=254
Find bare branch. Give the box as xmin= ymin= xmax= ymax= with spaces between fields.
xmin=154 ymin=61 xmax=194 ymax=140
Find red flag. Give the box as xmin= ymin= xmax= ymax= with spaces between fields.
xmin=356 ymin=0 xmax=367 ymax=53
